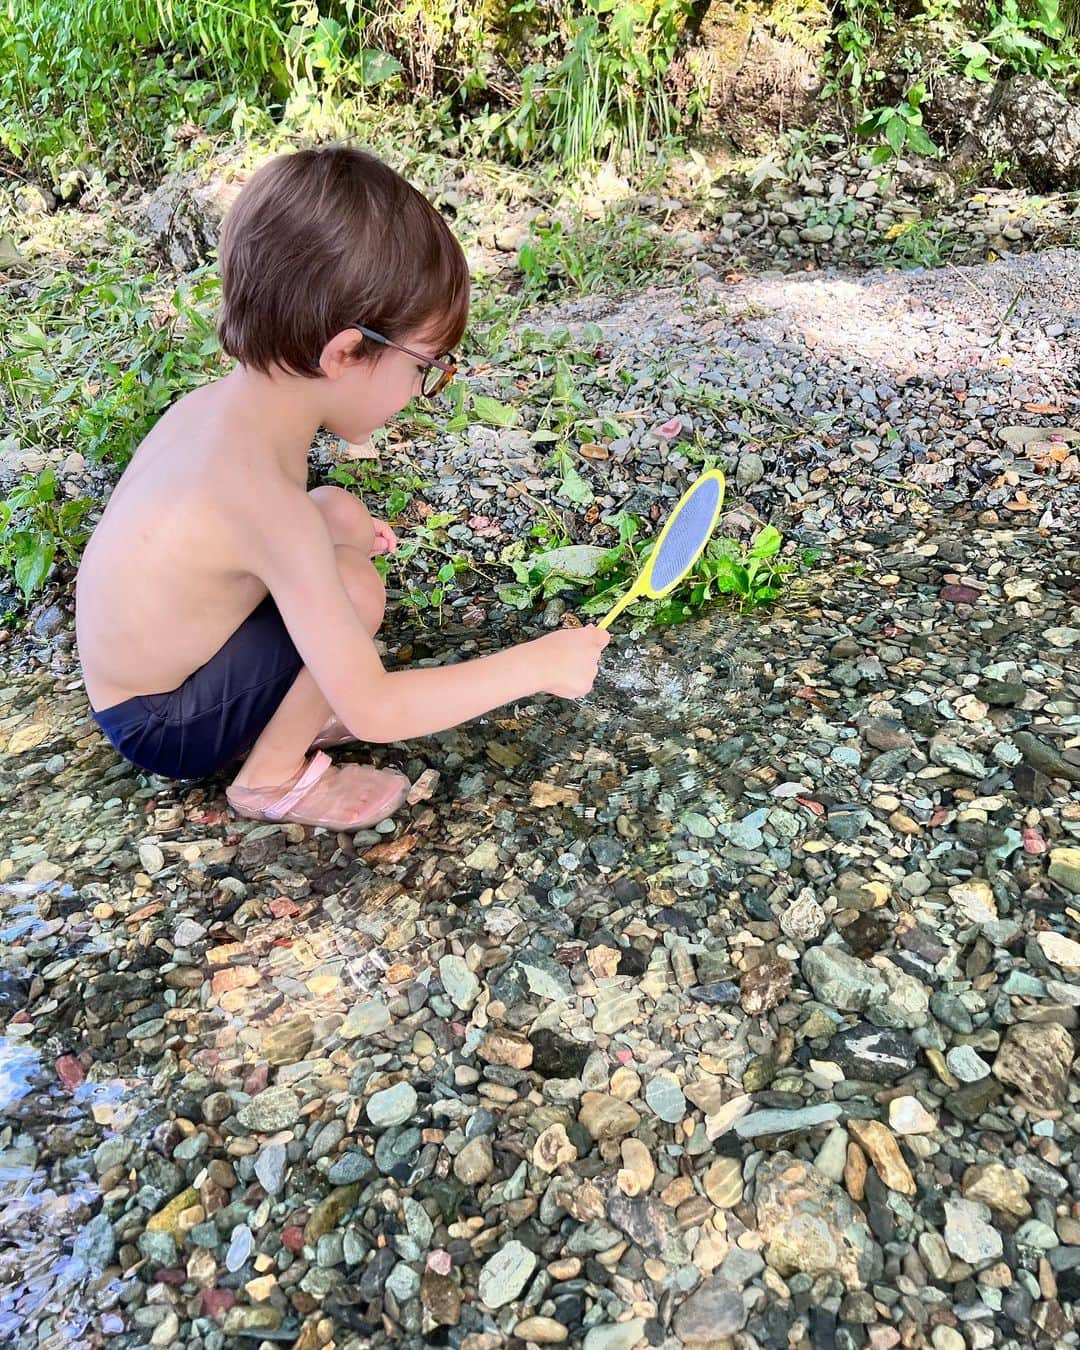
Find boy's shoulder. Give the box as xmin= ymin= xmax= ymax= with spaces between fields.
xmin=159 ymin=379 xmax=277 ymax=466
xmin=138 ymin=380 xmax=303 ymax=509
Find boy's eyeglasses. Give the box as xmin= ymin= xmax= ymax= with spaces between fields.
xmin=352 ymin=324 xmax=457 ymax=400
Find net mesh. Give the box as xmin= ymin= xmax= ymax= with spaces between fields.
xmin=646 ymin=476 xmax=722 ymax=593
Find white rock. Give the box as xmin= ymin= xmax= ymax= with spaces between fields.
xmin=889 ymin=1095 xmax=937 ymax=1135
xmin=1035 ymin=931 xmax=1080 ymax=973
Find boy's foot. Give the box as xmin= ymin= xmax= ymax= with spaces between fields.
xmin=226 ymin=752 xmax=410 ymax=830
xmin=309 ymin=714 xmax=357 ymax=751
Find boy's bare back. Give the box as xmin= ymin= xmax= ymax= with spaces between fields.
xmin=76 ymin=377 xmax=304 ymax=711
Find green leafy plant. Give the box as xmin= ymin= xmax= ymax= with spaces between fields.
xmin=515 ymin=211 xmax=676 ymax=306
xmin=747 ymin=127 xmax=846 ymax=192
xmin=1 ymin=0 xmax=704 ymax=189
xmin=327 ymin=464 xmax=474 ymax=625
xmin=824 ymin=0 xmax=893 ymax=100
xmin=498 ymin=0 xmax=690 ymax=171
xmin=857 ymin=82 xmax=939 ymax=161
xmin=499 ymin=511 xmax=817 ymax=624
xmin=876 ymin=216 xmax=957 ymax=268
xmin=959 ymin=0 xmax=1079 ymax=82
xmin=0 ymin=0 xmax=293 ymax=184
xmin=0 ymin=468 xmax=92 ymax=600
xmin=376 ymin=512 xmax=473 ymax=624
xmin=327 ymin=460 xmax=429 ymax=522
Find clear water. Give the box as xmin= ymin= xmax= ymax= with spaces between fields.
xmin=0 ymin=516 xmax=1074 ymax=1342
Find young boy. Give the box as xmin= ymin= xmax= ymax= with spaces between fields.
xmin=75 ymin=145 xmax=609 ymax=831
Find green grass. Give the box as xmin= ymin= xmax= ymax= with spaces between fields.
xmin=3 ymin=241 xmax=222 ymax=472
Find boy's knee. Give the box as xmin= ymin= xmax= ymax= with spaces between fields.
xmin=337 ymin=546 xmax=386 ymax=633
xmin=310 ymin=485 xmax=374 ymax=552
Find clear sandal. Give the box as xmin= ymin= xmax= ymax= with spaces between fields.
xmin=226 ymin=751 xmax=410 ymax=831
xmin=309 ymin=714 xmax=357 ymax=751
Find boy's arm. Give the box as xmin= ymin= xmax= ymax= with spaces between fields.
xmin=253 ymin=496 xmax=607 ymax=742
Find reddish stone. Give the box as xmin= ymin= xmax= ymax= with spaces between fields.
xmin=200 ymin=1289 xmax=236 ymax=1321
xmin=939 ymin=584 xmax=981 ymax=605
xmin=189 ymin=809 xmax=228 ymax=826
xmin=427 ymin=1248 xmax=453 ymax=1276
xmin=199 ymin=1179 xmax=229 ymax=1216
xmin=55 ymin=1055 xmax=85 ymax=1091
xmin=155 ymin=1268 xmax=186 ymax=1286
xmin=1023 ymin=828 xmax=1048 ymax=855
xmin=210 ymin=966 xmax=260 ymax=997
xmin=243 ymin=1063 xmax=270 ymax=1096
xmin=281 ymin=1225 xmax=306 ymax=1254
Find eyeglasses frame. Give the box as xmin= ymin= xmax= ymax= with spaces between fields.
xmin=350 ymin=324 xmax=457 ymax=399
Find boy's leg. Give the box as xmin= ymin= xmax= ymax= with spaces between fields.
xmin=227 ymin=488 xmax=411 ymax=828
xmin=226 ymin=543 xmax=407 ymax=829
xmin=304 ymin=486 xmax=382 ymax=749
xmin=229 ymin=544 xmax=385 ymax=792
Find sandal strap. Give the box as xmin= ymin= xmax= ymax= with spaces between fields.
xmin=264 ymin=752 xmax=332 ymax=821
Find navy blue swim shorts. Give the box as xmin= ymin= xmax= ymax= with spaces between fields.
xmin=90 ymin=596 xmax=304 ymax=780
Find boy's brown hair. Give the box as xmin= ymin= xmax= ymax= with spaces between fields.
xmin=218 ymin=145 xmax=469 ymax=377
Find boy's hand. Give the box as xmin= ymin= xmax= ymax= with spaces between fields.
xmin=370 ymin=519 xmax=398 ymax=555
xmin=536 ymin=625 xmax=611 ymax=698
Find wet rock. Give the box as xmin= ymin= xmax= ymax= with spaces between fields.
xmin=515 ymin=1316 xmax=569 ymax=1343
xmin=72 ymin=1213 xmax=116 ymax=1273
xmin=582 ymin=1319 xmax=647 ymax=1350
xmin=847 ymin=1120 xmax=915 ymax=1195
xmin=740 ymin=955 xmax=793 ymax=1014
xmin=830 ymin=1024 xmax=917 ymax=1082
xmin=254 ymin=1142 xmax=288 ymax=1196
xmin=1013 ymin=732 xmax=1080 ymax=784
xmin=948 ymin=879 xmax=998 ymax=926
xmin=304 ymin=1184 xmax=361 ymax=1246
xmin=802 ymin=946 xmax=886 ymax=1014
xmin=888 ymin=1095 xmax=936 ymax=1135
xmin=1035 ymin=931 xmax=1080 ymax=973
xmin=260 ymin=1015 xmax=314 ymax=1066
xmin=531 ymin=1029 xmax=591 ymax=1079
xmin=237 ymin=1085 xmax=302 ymax=1132
xmin=780 ymin=889 xmax=828 ymax=940
xmin=673 ymin=1277 xmax=747 ymax=1341
xmin=993 ymin=1022 xmax=1075 ymax=1110
xmin=754 ymin=1153 xmax=874 ymax=1286
xmin=478 ymin=1240 xmax=537 ymax=1308
xmin=644 ymin=1072 xmax=686 ymax=1123
xmin=421 ymin=1269 xmax=463 ymax=1325
xmin=962 ymin=1162 xmax=1032 ymax=1221
xmin=579 ymin=1093 xmax=642 ymax=1140
xmin=944 ymin=1197 xmax=1003 ymax=1265
xmin=454 ymin=1135 xmax=494 ymax=1184
xmin=736 ymin=1102 xmax=842 ymax=1138
xmin=702 ymin=1157 xmax=742 ymax=1208
xmin=439 ymin=954 xmax=481 ymax=1010
xmin=367 ymin=1081 xmax=418 ymax=1127
xmin=1049 ymin=846 xmax=1080 ymax=893
xmin=223 ymin=1305 xmax=283 ymax=1335
xmin=341 ymin=1000 xmax=391 ymax=1039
